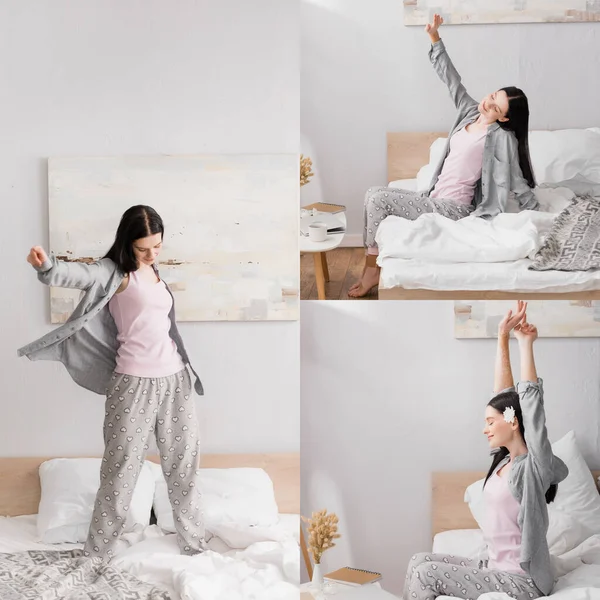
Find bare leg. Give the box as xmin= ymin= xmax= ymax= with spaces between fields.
xmin=348 ymin=254 xmax=379 ymax=298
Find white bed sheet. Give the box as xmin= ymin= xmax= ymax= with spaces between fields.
xmin=379 ymin=257 xmax=600 ymax=294
xmin=0 ymin=514 xmax=300 ymax=600
xmin=0 ymin=514 xmax=81 ymax=553
xmin=431 ymin=529 xmax=600 ymax=600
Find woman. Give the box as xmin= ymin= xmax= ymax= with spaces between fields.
xmin=18 ymin=205 xmax=206 ymax=561
xmin=403 ymin=302 xmax=568 ymax=600
xmin=349 ymin=14 xmax=538 ymax=297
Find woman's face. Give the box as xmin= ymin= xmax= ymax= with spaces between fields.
xmin=478 ymin=90 xmax=509 ymax=123
xmin=133 ymin=232 xmax=162 ymax=267
xmin=483 ymin=405 xmax=517 ymax=449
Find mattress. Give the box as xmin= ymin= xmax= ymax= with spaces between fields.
xmin=0 ymin=514 xmax=300 ymax=600
xmin=379 ymin=257 xmax=600 ymax=294
xmin=431 ymin=529 xmax=600 ymax=600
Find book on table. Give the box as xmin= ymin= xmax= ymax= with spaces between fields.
xmin=324 ymin=566 xmax=382 ymax=586
xmin=302 ymin=202 xmax=346 ymax=214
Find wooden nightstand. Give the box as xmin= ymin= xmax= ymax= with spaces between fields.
xmin=300 ymin=212 xmax=347 ymax=300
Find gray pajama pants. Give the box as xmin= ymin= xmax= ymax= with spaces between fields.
xmin=363 ymin=187 xmax=474 ymax=251
xmin=403 ymin=553 xmax=543 ymax=600
xmin=83 ymin=369 xmax=205 ymax=561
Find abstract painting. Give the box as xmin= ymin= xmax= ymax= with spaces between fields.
xmin=48 ymin=155 xmax=299 ymax=322
xmin=404 ymin=0 xmax=600 ymax=25
xmin=455 ymin=300 xmax=600 ymax=338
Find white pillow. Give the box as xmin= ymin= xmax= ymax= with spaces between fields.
xmin=416 ymin=137 xmax=447 ymax=191
xmin=551 ymin=430 xmax=600 ymax=535
xmin=465 ymin=431 xmax=600 ymax=554
xmin=148 ymin=462 xmax=280 ymax=534
xmin=528 ymin=129 xmax=600 ymax=184
xmin=388 ymin=179 xmax=418 ymax=192
xmin=37 ymin=458 xmax=155 ymax=544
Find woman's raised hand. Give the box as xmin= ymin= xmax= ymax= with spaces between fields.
xmin=498 ymin=300 xmax=527 ymax=336
xmin=425 ymin=13 xmax=444 ymax=41
xmin=514 ymin=320 xmax=538 ymax=345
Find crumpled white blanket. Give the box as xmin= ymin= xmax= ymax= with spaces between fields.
xmin=111 ymin=522 xmax=300 ymax=600
xmin=375 ymin=186 xmax=579 ymax=264
xmin=376 ymin=210 xmax=558 ymax=264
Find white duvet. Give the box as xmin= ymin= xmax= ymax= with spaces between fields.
xmin=375 ymin=188 xmax=574 ymax=265
xmin=0 ymin=514 xmax=300 ymax=600
xmin=376 ymin=210 xmax=560 ymax=264
xmin=112 ymin=533 xmax=299 ymax=600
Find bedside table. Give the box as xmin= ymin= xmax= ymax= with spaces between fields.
xmin=300 ymin=211 xmax=347 ymax=300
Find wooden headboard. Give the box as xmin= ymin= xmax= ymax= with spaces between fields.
xmin=0 ymin=452 xmax=300 ymax=517
xmin=387 ymin=131 xmax=446 ymax=182
xmin=432 ymin=469 xmax=600 ymax=537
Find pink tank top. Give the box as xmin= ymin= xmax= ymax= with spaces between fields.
xmin=431 ymin=125 xmax=487 ymax=205
xmin=483 ymin=465 xmax=525 ymax=574
xmin=109 ymin=269 xmax=185 ymax=378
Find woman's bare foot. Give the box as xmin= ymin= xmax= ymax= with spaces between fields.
xmin=348 ymin=262 xmax=369 ymax=293
xmin=348 ymin=266 xmax=380 ymax=298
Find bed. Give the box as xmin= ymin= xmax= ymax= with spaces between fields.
xmin=378 ymin=130 xmax=600 ymax=300
xmin=0 ymin=453 xmax=300 ymax=600
xmin=431 ymin=459 xmax=600 ymax=600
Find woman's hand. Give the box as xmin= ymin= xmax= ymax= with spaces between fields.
xmin=515 ymin=320 xmax=538 ymax=345
xmin=498 ymin=301 xmax=527 ymax=337
xmin=425 ymin=13 xmax=443 ymax=42
xmin=27 ymin=246 xmax=49 ymax=268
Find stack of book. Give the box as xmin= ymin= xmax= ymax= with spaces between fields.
xmin=302 ymin=202 xmax=346 ymax=214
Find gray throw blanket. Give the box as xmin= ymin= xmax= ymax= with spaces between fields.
xmin=530 ymin=174 xmax=600 ymax=272
xmin=0 ymin=549 xmax=171 ymax=600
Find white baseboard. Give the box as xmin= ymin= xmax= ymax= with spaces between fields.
xmin=340 ymin=233 xmax=362 ymax=248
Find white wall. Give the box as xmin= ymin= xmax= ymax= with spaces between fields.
xmin=0 ymin=0 xmax=299 ymax=456
xmin=301 ymin=301 xmax=600 ymax=593
xmin=300 ymin=0 xmax=600 ymax=242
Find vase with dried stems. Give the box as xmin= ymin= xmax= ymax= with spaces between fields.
xmin=301 ymin=509 xmax=341 ymax=592
xmin=300 ymin=154 xmax=314 ymax=188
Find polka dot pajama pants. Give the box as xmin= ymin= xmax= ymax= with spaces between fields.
xmin=363 ymin=187 xmax=474 ymax=252
xmin=403 ymin=553 xmax=543 ymax=600
xmin=83 ymin=369 xmax=205 ymax=561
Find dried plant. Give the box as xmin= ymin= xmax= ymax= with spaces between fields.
xmin=300 ymin=154 xmax=314 ymax=187
xmin=301 ymin=509 xmax=341 ymax=564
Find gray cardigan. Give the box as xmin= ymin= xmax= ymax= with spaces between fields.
xmin=489 ymin=379 xmax=568 ymax=595
xmin=429 ymin=40 xmax=538 ymax=218
xmin=17 ymin=254 xmax=204 ymax=397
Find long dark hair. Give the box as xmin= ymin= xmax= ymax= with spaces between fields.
xmin=483 ymin=390 xmax=557 ymax=504
xmin=104 ymin=205 xmax=164 ymax=273
xmin=497 ymin=87 xmax=536 ymax=189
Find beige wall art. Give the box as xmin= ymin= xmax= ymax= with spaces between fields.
xmin=455 ymin=300 xmax=600 ymax=338
xmin=48 ymin=155 xmax=299 ymax=323
xmin=404 ymin=0 xmax=600 ymax=25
